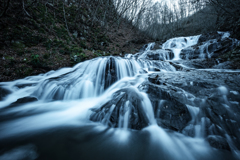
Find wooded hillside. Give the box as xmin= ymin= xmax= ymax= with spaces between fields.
xmin=0 ymin=0 xmax=152 ymax=81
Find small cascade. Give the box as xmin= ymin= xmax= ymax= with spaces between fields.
xmin=198 ymin=37 xmax=239 ymax=59
xmin=218 ymin=31 xmax=230 ymax=40
xmin=138 ymin=49 xmax=174 ymax=61
xmin=137 ymin=59 xmax=176 ymax=72
xmin=162 ymin=35 xmax=201 ymax=60
xmin=124 ymin=53 xmax=133 ymax=59
xmin=90 ymin=78 xmax=156 ymax=130
xmin=140 ymin=42 xmax=156 ymax=51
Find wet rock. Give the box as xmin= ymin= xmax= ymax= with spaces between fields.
xmin=180 ymin=48 xmax=199 ymax=60
xmin=139 ymin=81 xmax=191 ymax=131
xmin=198 ymin=32 xmax=222 ymax=44
xmin=0 ymin=86 xmax=11 ymax=101
xmin=168 ymin=61 xmax=190 ymax=71
xmin=104 ymin=57 xmax=117 ymax=89
xmin=90 ymin=88 xmax=150 ymax=130
xmin=6 ymin=96 xmax=38 ymax=108
xmin=148 ymin=67 xmax=161 ymax=72
xmin=181 ymin=32 xmax=238 ymax=60
xmin=15 ymin=83 xmax=37 ymax=89
xmin=146 ymin=71 xmax=221 ymax=100
xmin=0 ymin=96 xmax=38 ymax=122
xmin=138 ymin=49 xmax=174 ymax=61
xmin=132 ymin=51 xmax=143 ymax=59
xmin=207 ymin=135 xmax=230 ymax=151
xmin=204 ymin=92 xmax=240 ymax=149
xmin=173 ymin=59 xmax=218 ymax=69
xmin=207 ymin=95 xmax=228 ymax=116
xmin=211 ymin=38 xmax=238 ymax=58
xmin=208 ymin=124 xmax=225 ymax=137
xmin=152 ymin=43 xmax=162 ymax=50
xmin=182 ymin=124 xmax=195 ymax=137
xmin=229 ymin=91 xmax=240 ymax=103
xmin=143 ymin=69 xmax=240 ymax=149
xmin=157 ymin=100 xmax=191 ymax=131
xmin=139 ymin=44 xmax=150 ymax=52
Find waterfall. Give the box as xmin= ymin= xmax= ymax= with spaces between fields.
xmin=0 ymin=57 xmax=142 ymax=103
xmin=162 ymin=35 xmax=201 ymax=60
xmin=0 ymin=33 xmax=240 ymax=160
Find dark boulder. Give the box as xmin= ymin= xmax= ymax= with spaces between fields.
xmin=148 ymin=67 xmax=161 ymax=72
xmin=157 ymin=100 xmax=192 ymax=131
xmin=207 ymin=135 xmax=231 ymax=151
xmin=187 ymin=37 xmax=238 ymax=60
xmin=139 ymin=81 xmax=192 ymax=131
xmin=172 ymin=59 xmax=218 ymax=69
xmin=180 ymin=47 xmax=199 ymax=60
xmin=0 ymin=86 xmax=11 ymax=101
xmin=139 ymin=49 xmax=174 ymax=61
xmin=198 ymin=32 xmax=222 ymax=44
xmin=203 ymin=91 xmax=240 ymax=150
xmin=104 ymin=57 xmax=117 ymax=89
xmin=90 ymin=88 xmax=151 ymax=130
xmin=211 ymin=38 xmax=238 ymax=58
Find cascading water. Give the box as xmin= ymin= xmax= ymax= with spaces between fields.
xmin=0 ymin=33 xmax=240 ymax=160
xmin=0 ymin=57 xmax=141 ymax=104
xmin=162 ymin=35 xmax=201 ymax=60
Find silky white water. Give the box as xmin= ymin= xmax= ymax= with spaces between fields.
xmin=0 ymin=36 xmax=239 ymax=160
xmin=162 ymin=35 xmax=201 ymax=60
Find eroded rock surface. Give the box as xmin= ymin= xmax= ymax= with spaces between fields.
xmin=90 ymin=87 xmax=150 ymax=130
xmin=144 ymin=70 xmax=240 ymax=150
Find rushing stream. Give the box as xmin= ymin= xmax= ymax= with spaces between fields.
xmin=0 ymin=32 xmax=240 ymax=160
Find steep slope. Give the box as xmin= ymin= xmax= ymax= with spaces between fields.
xmin=0 ymin=0 xmax=151 ymax=82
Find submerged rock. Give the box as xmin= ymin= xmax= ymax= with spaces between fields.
xmin=0 ymin=96 xmax=38 ymax=122
xmin=5 ymin=96 xmax=38 ymax=109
